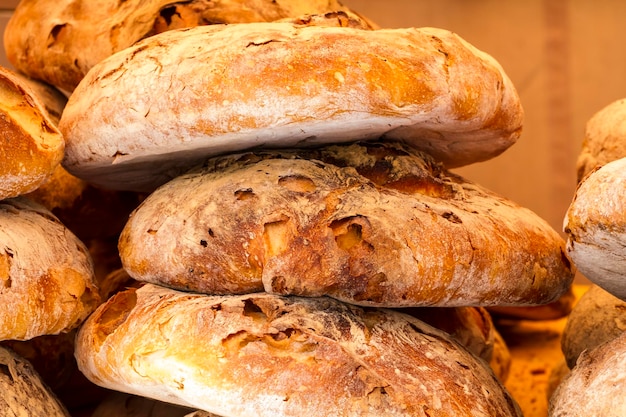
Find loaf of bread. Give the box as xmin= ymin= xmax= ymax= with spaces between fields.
xmin=4 ymin=0 xmax=372 ymax=93
xmin=549 ymin=331 xmax=626 ymax=416
xmin=0 ymin=197 xmax=100 ymax=341
xmin=120 ymin=142 xmax=572 ymax=307
xmin=560 ymin=284 xmax=626 ymax=368
xmin=0 ymin=346 xmax=70 ymax=417
xmin=576 ymin=98 xmax=626 ymax=182
xmin=75 ymin=283 xmax=523 ymax=416
xmin=564 ymin=157 xmax=626 ymax=300
xmin=59 ymin=22 xmax=523 ymax=192
xmin=0 ymin=66 xmax=64 ymax=200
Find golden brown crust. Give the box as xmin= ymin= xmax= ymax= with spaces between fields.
xmin=119 ymin=142 xmax=573 ymax=307
xmin=4 ymin=0 xmax=369 ymax=92
xmin=0 ymin=197 xmax=100 ymax=341
xmin=59 ymin=22 xmax=523 ymax=192
xmin=75 ymin=284 xmax=523 ymax=417
xmin=0 ymin=66 xmax=64 ymax=200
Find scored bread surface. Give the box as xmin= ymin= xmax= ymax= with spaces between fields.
xmin=60 ymin=22 xmax=523 ymax=191
xmin=75 ymin=283 xmax=523 ymax=417
xmin=119 ymin=142 xmax=573 ymax=307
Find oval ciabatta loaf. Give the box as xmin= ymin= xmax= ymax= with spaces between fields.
xmin=0 ymin=346 xmax=70 ymax=417
xmin=75 ymin=283 xmax=523 ymax=417
xmin=60 ymin=22 xmax=523 ymax=192
xmin=549 ymin=331 xmax=626 ymax=416
xmin=4 ymin=0 xmax=372 ymax=93
xmin=0 ymin=66 xmax=64 ymax=200
xmin=119 ymin=142 xmax=573 ymax=307
xmin=564 ymin=157 xmax=626 ymax=300
xmin=0 ymin=197 xmax=100 ymax=341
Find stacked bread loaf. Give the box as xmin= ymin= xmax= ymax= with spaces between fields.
xmin=550 ymin=99 xmax=626 ymax=416
xmin=2 ymin=1 xmax=576 ymax=415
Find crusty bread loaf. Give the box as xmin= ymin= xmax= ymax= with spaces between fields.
xmin=60 ymin=22 xmax=523 ymax=192
xmin=0 ymin=197 xmax=100 ymax=341
xmin=564 ymin=157 xmax=626 ymax=300
xmin=0 ymin=66 xmax=64 ymax=200
xmin=119 ymin=142 xmax=573 ymax=307
xmin=4 ymin=0 xmax=371 ymax=93
xmin=576 ymin=98 xmax=626 ymax=182
xmin=549 ymin=331 xmax=626 ymax=416
xmin=560 ymin=284 xmax=626 ymax=368
xmin=75 ymin=283 xmax=523 ymax=417
xmin=0 ymin=346 xmax=70 ymax=417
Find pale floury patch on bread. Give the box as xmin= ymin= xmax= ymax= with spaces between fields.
xmin=564 ymin=157 xmax=626 ymax=301
xmin=0 ymin=346 xmax=71 ymax=416
xmin=59 ymin=22 xmax=523 ymax=192
xmin=4 ymin=0 xmax=372 ymax=93
xmin=0 ymin=67 xmax=64 ymax=200
xmin=0 ymin=197 xmax=100 ymax=341
xmin=75 ymin=283 xmax=523 ymax=417
xmin=119 ymin=142 xmax=572 ymax=307
xmin=576 ymin=98 xmax=626 ymax=182
xmin=549 ymin=331 xmax=626 ymax=416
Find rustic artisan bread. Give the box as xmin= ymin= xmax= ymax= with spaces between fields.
xmin=576 ymin=98 xmax=626 ymax=182
xmin=0 ymin=197 xmax=100 ymax=341
xmin=75 ymin=283 xmax=523 ymax=417
xmin=549 ymin=331 xmax=626 ymax=416
xmin=0 ymin=346 xmax=70 ymax=417
xmin=120 ymin=142 xmax=573 ymax=307
xmin=564 ymin=157 xmax=626 ymax=300
xmin=560 ymin=284 xmax=626 ymax=368
xmin=4 ymin=0 xmax=371 ymax=93
xmin=0 ymin=66 xmax=64 ymax=200
xmin=488 ymin=285 xmax=576 ymax=321
xmin=59 ymin=22 xmax=523 ymax=192
xmin=402 ymin=306 xmax=511 ymax=381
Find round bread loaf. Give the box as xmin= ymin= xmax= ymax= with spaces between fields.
xmin=59 ymin=22 xmax=523 ymax=192
xmin=75 ymin=283 xmax=523 ymax=417
xmin=119 ymin=142 xmax=573 ymax=307
xmin=0 ymin=66 xmax=64 ymax=200
xmin=576 ymin=98 xmax=626 ymax=182
xmin=0 ymin=197 xmax=100 ymax=341
xmin=560 ymin=284 xmax=626 ymax=369
xmin=0 ymin=346 xmax=70 ymax=417
xmin=4 ymin=0 xmax=372 ymax=93
xmin=564 ymin=157 xmax=626 ymax=300
xmin=549 ymin=331 xmax=626 ymax=416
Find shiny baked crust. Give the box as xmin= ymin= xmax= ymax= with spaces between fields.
xmin=0 ymin=67 xmax=64 ymax=200
xmin=119 ymin=142 xmax=573 ymax=307
xmin=59 ymin=22 xmax=523 ymax=191
xmin=4 ymin=0 xmax=371 ymax=93
xmin=0 ymin=197 xmax=100 ymax=341
xmin=75 ymin=283 xmax=523 ymax=417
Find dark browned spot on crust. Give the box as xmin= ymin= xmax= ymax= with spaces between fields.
xmin=235 ymin=188 xmax=255 ymax=200
xmin=242 ymin=298 xmax=268 ymax=322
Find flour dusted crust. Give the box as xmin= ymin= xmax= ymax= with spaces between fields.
xmin=549 ymin=331 xmax=626 ymax=416
xmin=0 ymin=346 xmax=70 ymax=417
xmin=60 ymin=22 xmax=523 ymax=192
xmin=75 ymin=284 xmax=523 ymax=417
xmin=4 ymin=0 xmax=371 ymax=93
xmin=0 ymin=197 xmax=100 ymax=341
xmin=0 ymin=66 xmax=64 ymax=200
xmin=120 ymin=142 xmax=572 ymax=307
xmin=576 ymin=98 xmax=626 ymax=182
xmin=564 ymin=157 xmax=626 ymax=300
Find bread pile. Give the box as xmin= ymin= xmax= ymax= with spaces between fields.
xmin=550 ymin=99 xmax=626 ymax=416
xmin=2 ymin=1 xmax=577 ymax=415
